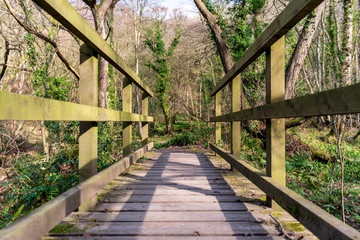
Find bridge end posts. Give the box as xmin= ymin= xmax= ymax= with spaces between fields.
xmin=215 ymin=91 xmax=222 ymax=155
xmin=123 ymin=77 xmax=132 ymax=157
xmin=231 ymin=74 xmax=241 ymax=171
xmin=141 ymin=92 xmax=149 ymax=145
xmin=265 ymin=36 xmax=286 ymax=211
xmin=79 ymin=42 xmax=98 ymax=211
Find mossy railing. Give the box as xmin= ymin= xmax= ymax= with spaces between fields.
xmin=210 ymin=0 xmax=360 ymax=239
xmin=0 ymin=0 xmax=153 ymax=239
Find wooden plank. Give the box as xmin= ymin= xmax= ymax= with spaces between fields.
xmin=42 ymin=237 xmax=287 ymax=240
xmin=265 ymin=37 xmax=285 ymax=210
xmin=93 ymin=202 xmax=265 ymax=212
xmin=111 ymin=180 xmax=228 ymax=186
xmin=100 ymin=195 xmax=241 ymax=203
xmin=64 ymin=211 xmax=300 ymax=223
xmin=100 ymin=189 xmax=236 ymax=196
xmin=210 ymin=144 xmax=360 ymax=240
xmin=123 ymin=77 xmax=132 ymax=156
xmin=79 ymin=42 xmax=98 ymax=211
xmin=46 ymin=222 xmax=281 ymax=236
xmin=105 ymin=184 xmax=232 ymax=190
xmin=0 ymin=143 xmax=153 ymax=240
xmin=115 ymin=176 xmax=224 ymax=181
xmin=210 ymin=0 xmax=324 ymax=96
xmin=0 ymin=92 xmax=153 ymax=122
xmin=210 ymin=82 xmax=360 ymax=122
xmin=31 ymin=0 xmax=153 ymax=96
xmin=64 ymin=211 xmax=263 ymax=222
xmin=42 ymin=236 xmax=287 ymax=240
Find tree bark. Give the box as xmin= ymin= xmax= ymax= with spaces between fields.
xmin=285 ymin=2 xmax=325 ymax=99
xmin=83 ymin=0 xmax=119 ymax=107
xmin=341 ymin=0 xmax=355 ymax=85
xmin=193 ymin=0 xmax=234 ymax=73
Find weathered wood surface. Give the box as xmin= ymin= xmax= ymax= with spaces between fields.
xmin=0 ymin=143 xmax=153 ymax=240
xmin=0 ymin=92 xmax=153 ymax=122
xmin=31 ymin=0 xmax=153 ymax=96
xmin=211 ymin=82 xmax=360 ymax=122
xmin=265 ymin=37 xmax=285 ymax=210
xmin=43 ymin=150 xmax=316 ymax=239
xmin=210 ymin=144 xmax=360 ymax=240
xmin=210 ymin=0 xmax=324 ymax=96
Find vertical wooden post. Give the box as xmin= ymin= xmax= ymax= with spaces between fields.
xmin=215 ymin=91 xmax=221 ymax=147
xmin=79 ymin=42 xmax=98 ymax=211
xmin=141 ymin=92 xmax=149 ymax=145
xmin=123 ymin=77 xmax=132 ymax=157
xmin=231 ymin=75 xmax=241 ymax=162
xmin=266 ymin=37 xmax=285 ymax=211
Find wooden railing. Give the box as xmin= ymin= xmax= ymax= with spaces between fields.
xmin=210 ymin=0 xmax=360 ymax=239
xmin=0 ymin=0 xmax=154 ymax=239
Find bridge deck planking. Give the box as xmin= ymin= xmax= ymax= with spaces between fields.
xmin=42 ymin=151 xmax=315 ymax=239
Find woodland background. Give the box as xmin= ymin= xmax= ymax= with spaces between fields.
xmin=0 ymin=0 xmax=359 ymax=231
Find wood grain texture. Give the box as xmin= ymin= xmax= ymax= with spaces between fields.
xmin=31 ymin=0 xmax=153 ymax=96
xmin=231 ymin=75 xmax=241 ymax=158
xmin=210 ymin=144 xmax=360 ymax=240
xmin=210 ymin=0 xmax=324 ymax=96
xmin=265 ymin=37 xmax=285 ymax=210
xmin=215 ymin=91 xmax=222 ymax=145
xmin=123 ymin=77 xmax=132 ymax=156
xmin=79 ymin=42 xmax=98 ymax=211
xmin=0 ymin=92 xmax=153 ymax=122
xmin=211 ymin=82 xmax=360 ymax=122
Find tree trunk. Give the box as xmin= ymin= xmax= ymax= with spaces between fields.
xmin=84 ymin=0 xmax=119 ymax=108
xmin=193 ymin=0 xmax=234 ymax=73
xmin=285 ymin=2 xmax=325 ymax=99
xmin=341 ymin=0 xmax=354 ymax=85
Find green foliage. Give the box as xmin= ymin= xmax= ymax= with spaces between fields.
xmin=154 ymin=121 xmax=213 ymax=149
xmin=98 ymin=122 xmax=123 ymax=171
xmin=241 ymin=130 xmax=266 ymax=171
xmin=144 ymin=21 xmax=182 ymax=131
xmin=0 ymin=148 xmax=79 ymax=228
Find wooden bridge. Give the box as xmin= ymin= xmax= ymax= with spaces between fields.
xmin=0 ymin=0 xmax=360 ymax=239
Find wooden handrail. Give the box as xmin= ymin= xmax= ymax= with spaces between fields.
xmin=32 ymin=0 xmax=153 ymax=97
xmin=0 ymin=92 xmax=153 ymax=122
xmin=210 ymin=82 xmax=360 ymax=122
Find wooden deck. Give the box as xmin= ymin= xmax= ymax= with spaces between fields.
xmin=42 ymin=150 xmax=315 ymax=240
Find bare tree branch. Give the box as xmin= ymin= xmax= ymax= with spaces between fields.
xmin=4 ymin=0 xmax=79 ymax=80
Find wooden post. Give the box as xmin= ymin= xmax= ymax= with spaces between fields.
xmin=215 ymin=91 xmax=221 ymax=147
xmin=79 ymin=42 xmax=98 ymax=211
xmin=141 ymin=92 xmax=149 ymax=145
xmin=123 ymin=77 xmax=132 ymax=157
xmin=231 ymin=75 xmax=241 ymax=166
xmin=266 ymin=37 xmax=285 ymax=210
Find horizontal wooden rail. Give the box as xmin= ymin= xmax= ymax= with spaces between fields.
xmin=0 ymin=92 xmax=153 ymax=122
xmin=32 ymin=0 xmax=153 ymax=97
xmin=210 ymin=0 xmax=323 ymax=97
xmin=210 ymin=144 xmax=360 ymax=240
xmin=211 ymin=83 xmax=360 ymax=122
xmin=0 ymin=142 xmax=153 ymax=240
